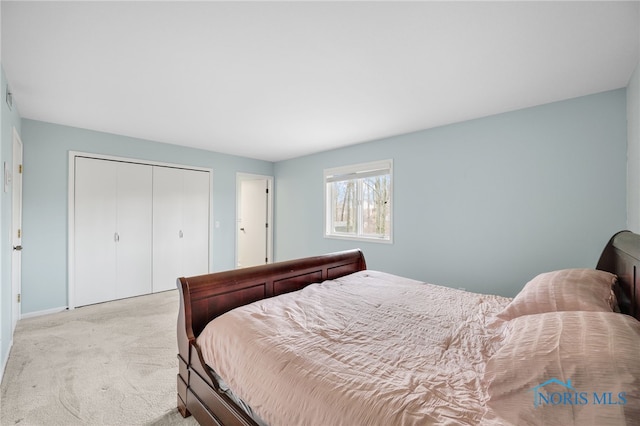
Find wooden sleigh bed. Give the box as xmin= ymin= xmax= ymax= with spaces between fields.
xmin=176 ymin=230 xmax=640 ymax=426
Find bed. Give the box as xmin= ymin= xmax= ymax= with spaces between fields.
xmin=176 ymin=230 xmax=640 ymax=425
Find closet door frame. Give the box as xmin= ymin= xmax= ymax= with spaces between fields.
xmin=68 ymin=151 xmax=213 ymax=310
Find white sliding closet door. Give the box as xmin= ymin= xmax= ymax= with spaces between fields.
xmin=182 ymin=169 xmax=210 ymax=277
xmin=153 ymin=167 xmax=210 ymax=292
xmin=74 ymin=158 xmax=153 ymax=306
xmin=115 ymin=162 xmax=153 ymax=298
xmin=153 ymin=167 xmax=184 ymax=293
xmin=75 ymin=158 xmax=118 ymax=306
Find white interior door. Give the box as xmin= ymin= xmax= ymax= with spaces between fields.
xmin=11 ymin=129 xmax=23 ymax=332
xmin=153 ymin=167 xmax=210 ymax=291
xmin=237 ymin=178 xmax=268 ymax=268
xmin=181 ymin=169 xmax=210 ymax=277
xmin=153 ymin=166 xmax=184 ymax=292
xmin=74 ymin=157 xmax=118 ymax=306
xmin=115 ymin=162 xmax=153 ymax=298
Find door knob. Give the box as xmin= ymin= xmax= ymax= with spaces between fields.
xmin=13 ymin=245 xmax=22 ymax=251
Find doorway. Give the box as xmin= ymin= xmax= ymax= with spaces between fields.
xmin=11 ymin=128 xmax=23 ymax=332
xmin=236 ymin=173 xmax=273 ymax=268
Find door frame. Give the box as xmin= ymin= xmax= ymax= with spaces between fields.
xmin=68 ymin=151 xmax=213 ymax=309
xmin=235 ymin=173 xmax=274 ymax=268
xmin=11 ymin=127 xmax=23 ymax=332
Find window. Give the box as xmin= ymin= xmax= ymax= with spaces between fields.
xmin=324 ymin=160 xmax=392 ymax=243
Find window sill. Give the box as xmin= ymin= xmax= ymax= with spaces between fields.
xmin=324 ymin=234 xmax=393 ymax=244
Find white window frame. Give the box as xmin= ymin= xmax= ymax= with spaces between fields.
xmin=324 ymin=159 xmax=393 ymax=244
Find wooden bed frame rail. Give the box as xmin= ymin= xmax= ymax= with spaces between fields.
xmin=177 ymin=249 xmax=367 ymax=425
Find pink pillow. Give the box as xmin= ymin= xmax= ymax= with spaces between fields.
xmin=484 ymin=311 xmax=640 ymax=425
xmin=497 ymin=269 xmax=617 ymax=320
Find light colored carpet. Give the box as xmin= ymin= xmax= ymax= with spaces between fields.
xmin=1 ymin=290 xmax=199 ymax=426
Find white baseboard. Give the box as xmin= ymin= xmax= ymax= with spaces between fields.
xmin=21 ymin=306 xmax=68 ymax=319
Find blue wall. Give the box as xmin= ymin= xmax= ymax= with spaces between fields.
xmin=274 ymin=90 xmax=628 ymax=297
xmin=20 ymin=120 xmax=273 ymax=314
xmin=6 ymin=89 xmax=632 ymax=334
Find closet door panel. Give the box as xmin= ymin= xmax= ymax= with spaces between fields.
xmin=74 ymin=158 xmax=117 ymax=306
xmin=153 ymin=166 xmax=184 ymax=292
xmin=182 ymin=169 xmax=210 ymax=277
xmin=116 ymin=162 xmax=153 ymax=298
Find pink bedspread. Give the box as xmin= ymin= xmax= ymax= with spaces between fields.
xmin=197 ymin=270 xmax=511 ymax=425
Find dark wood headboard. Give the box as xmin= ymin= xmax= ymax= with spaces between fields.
xmin=596 ymin=230 xmax=640 ymax=320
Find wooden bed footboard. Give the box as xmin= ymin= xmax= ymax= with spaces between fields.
xmin=176 ymin=249 xmax=367 ymax=425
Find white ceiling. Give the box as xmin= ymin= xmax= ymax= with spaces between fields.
xmin=2 ymin=1 xmax=639 ymax=162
